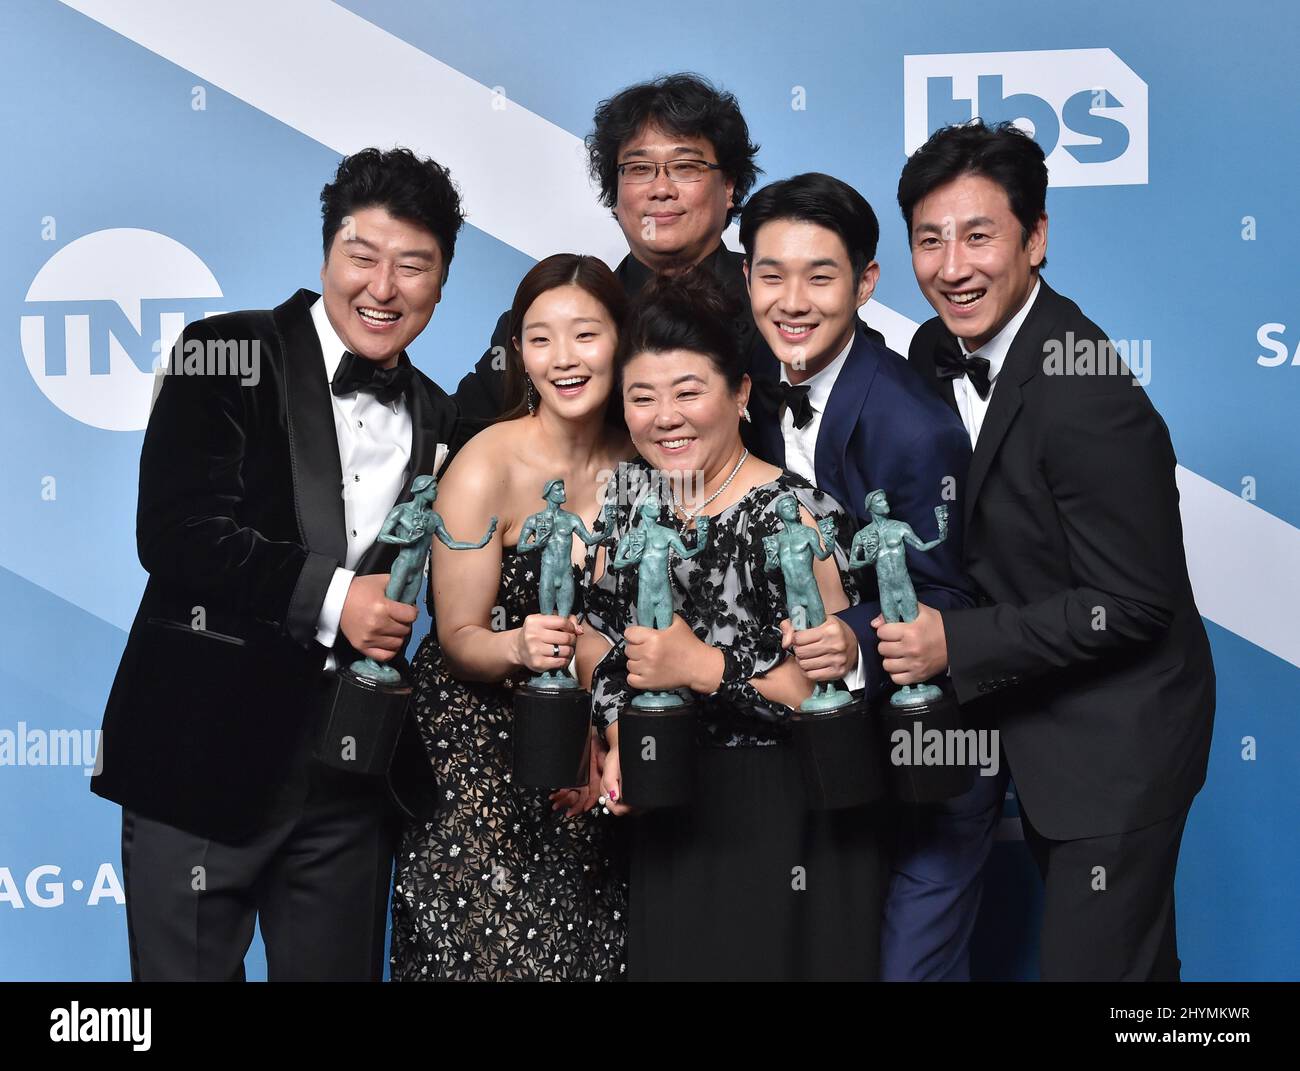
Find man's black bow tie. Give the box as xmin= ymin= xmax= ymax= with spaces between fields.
xmin=934 ymin=338 xmax=993 ymax=401
xmin=779 ymin=381 xmax=815 ymax=430
xmin=331 ymin=351 xmax=413 ymax=405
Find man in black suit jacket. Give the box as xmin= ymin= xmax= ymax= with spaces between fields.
xmin=883 ymin=121 xmax=1215 ymax=980
xmin=92 ymin=149 xmax=462 ymax=981
xmin=450 ymin=73 xmax=884 ymax=451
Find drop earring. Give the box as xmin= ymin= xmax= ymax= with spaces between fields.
xmin=526 ymin=378 xmax=538 ymax=415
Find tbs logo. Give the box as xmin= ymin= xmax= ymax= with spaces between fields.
xmin=904 ymin=48 xmax=1148 ymax=187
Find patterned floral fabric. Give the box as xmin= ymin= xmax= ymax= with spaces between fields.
xmin=584 ymin=459 xmax=859 ymax=748
xmin=389 ymin=548 xmax=627 ymax=981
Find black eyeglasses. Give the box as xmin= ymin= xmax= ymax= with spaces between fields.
xmin=616 ymin=159 xmax=723 ymax=184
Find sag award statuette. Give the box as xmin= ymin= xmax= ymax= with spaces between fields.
xmin=609 ymin=494 xmax=709 ymax=809
xmin=848 ymin=490 xmax=972 ymax=804
xmin=317 ymin=475 xmax=496 ymax=777
xmin=764 ymin=493 xmax=882 ymax=810
xmin=511 ymin=478 xmax=613 ymax=789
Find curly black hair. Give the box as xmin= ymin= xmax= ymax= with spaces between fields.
xmin=586 ymin=73 xmax=761 ymax=226
xmin=320 ymin=147 xmax=466 ymax=280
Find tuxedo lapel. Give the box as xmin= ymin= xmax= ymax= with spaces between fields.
xmin=963 ymin=281 xmax=1060 ymax=529
xmin=274 ymin=289 xmax=347 ymax=565
xmin=813 ymin=327 xmax=876 ymax=508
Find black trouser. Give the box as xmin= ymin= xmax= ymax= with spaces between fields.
xmin=121 ymin=701 xmax=397 ymax=982
xmin=1021 ymin=804 xmax=1188 ymax=982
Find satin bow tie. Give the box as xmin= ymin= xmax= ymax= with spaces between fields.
xmin=934 ymin=338 xmax=993 ymax=401
xmin=331 ymin=351 xmax=413 ymax=405
xmin=778 ymin=381 xmax=815 ymax=430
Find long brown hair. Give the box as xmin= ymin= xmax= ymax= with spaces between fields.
xmin=498 ymin=253 xmax=629 ymax=424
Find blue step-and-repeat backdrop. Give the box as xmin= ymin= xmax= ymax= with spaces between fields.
xmin=2 ymin=0 xmax=1297 ymax=980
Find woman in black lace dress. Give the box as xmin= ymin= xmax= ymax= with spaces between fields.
xmin=579 ymin=273 xmax=889 ymax=980
xmin=389 ymin=255 xmax=633 ymax=981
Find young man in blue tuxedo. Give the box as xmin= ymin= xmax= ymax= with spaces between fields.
xmin=886 ymin=121 xmax=1214 ymax=980
xmin=739 ymin=173 xmax=997 ymax=981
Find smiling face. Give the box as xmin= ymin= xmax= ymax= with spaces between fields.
xmin=622 ymin=349 xmax=749 ymax=481
xmin=746 ymin=218 xmax=878 ymax=384
xmin=515 ymin=283 xmax=619 ymax=423
xmin=909 ymin=172 xmax=1046 ymax=352
xmin=614 ymin=124 xmax=735 ymax=272
xmin=320 ymin=206 xmax=445 ymax=368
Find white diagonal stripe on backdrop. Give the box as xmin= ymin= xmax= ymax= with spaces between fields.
xmin=58 ymin=0 xmax=1300 ymax=669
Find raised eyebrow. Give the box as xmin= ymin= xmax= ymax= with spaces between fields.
xmin=671 ymin=374 xmax=706 ymax=387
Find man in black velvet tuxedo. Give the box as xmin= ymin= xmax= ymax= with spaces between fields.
xmin=884 ymin=121 xmax=1215 ymax=980
xmin=92 ymin=148 xmax=461 ymax=981
xmin=450 ymin=73 xmax=882 ymax=450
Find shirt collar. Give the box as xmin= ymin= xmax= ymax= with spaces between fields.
xmin=958 ymin=277 xmax=1041 ymax=386
xmin=779 ymin=327 xmax=856 ymax=415
xmin=310 ymin=296 xmax=349 ymax=381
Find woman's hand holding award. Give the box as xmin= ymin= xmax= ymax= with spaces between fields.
xmin=511 ymin=478 xmax=613 ymax=789
xmin=608 ymin=495 xmax=709 ymax=809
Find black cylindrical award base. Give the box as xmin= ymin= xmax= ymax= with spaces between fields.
xmin=792 ymin=697 xmax=884 ymax=810
xmin=878 ymin=693 xmax=974 ymax=804
xmin=315 ymin=667 xmax=410 ymax=778
xmin=512 ymin=685 xmax=591 ymax=789
xmin=617 ymin=701 xmax=697 ymax=810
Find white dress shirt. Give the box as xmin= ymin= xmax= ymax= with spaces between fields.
xmin=777 ymin=330 xmax=865 ymax=691
xmin=779 ymin=331 xmax=854 ymax=484
xmin=952 ymin=279 xmax=1040 ymax=448
xmin=309 ymin=297 xmax=413 ymax=654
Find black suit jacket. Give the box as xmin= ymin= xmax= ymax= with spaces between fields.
xmin=909 ymin=279 xmax=1215 ymax=839
xmin=749 ymin=324 xmax=976 ymax=701
xmin=448 ymin=244 xmax=877 ymax=457
xmin=92 ymin=289 xmax=457 ymax=842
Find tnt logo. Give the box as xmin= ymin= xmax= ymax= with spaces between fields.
xmin=20 ymin=228 xmax=224 ymax=431
xmin=903 ymin=48 xmax=1148 ymax=188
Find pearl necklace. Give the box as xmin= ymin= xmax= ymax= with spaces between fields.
xmin=669 ymin=449 xmax=749 ymax=521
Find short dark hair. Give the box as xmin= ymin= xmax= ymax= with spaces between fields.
xmin=320 ymin=147 xmax=465 ymax=279
xmin=899 ymin=119 xmax=1050 ymax=271
xmin=615 ymin=268 xmax=746 ymax=393
xmin=739 ymin=173 xmax=880 ymax=279
xmin=500 ymin=253 xmax=629 ymax=426
xmin=587 ymin=73 xmax=761 ymax=226
xmin=897 ymin=120 xmax=1048 ymax=270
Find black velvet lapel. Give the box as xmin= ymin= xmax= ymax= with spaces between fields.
xmin=274 ymin=288 xmax=347 ymax=566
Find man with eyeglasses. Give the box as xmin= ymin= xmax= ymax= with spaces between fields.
xmin=452 ymin=72 xmax=808 ymax=452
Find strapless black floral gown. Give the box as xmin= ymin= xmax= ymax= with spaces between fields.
xmin=389 ymin=549 xmax=627 ymax=981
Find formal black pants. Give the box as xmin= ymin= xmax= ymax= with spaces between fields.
xmin=121 ymin=706 xmax=398 ymax=982
xmin=1020 ymin=803 xmax=1188 ymax=982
